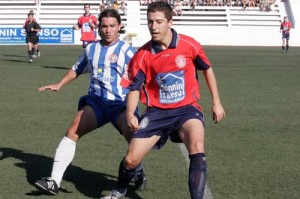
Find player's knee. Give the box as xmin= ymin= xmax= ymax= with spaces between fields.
xmin=66 ymin=127 xmax=80 ymax=142
xmin=124 ymin=156 xmax=140 ymax=170
xmin=189 ymin=141 xmax=205 ymax=154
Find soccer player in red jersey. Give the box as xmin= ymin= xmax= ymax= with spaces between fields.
xmin=102 ymin=1 xmax=226 ymax=199
xmin=280 ymin=16 xmax=292 ymax=53
xmin=73 ymin=3 xmax=99 ymax=48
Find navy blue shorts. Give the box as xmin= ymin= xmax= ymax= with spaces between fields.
xmin=282 ymin=33 xmax=290 ymax=40
xmin=78 ymin=95 xmax=139 ymax=133
xmin=133 ymin=105 xmax=205 ymax=149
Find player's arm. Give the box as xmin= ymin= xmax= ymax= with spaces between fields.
xmin=90 ymin=16 xmax=99 ymax=29
xmin=73 ymin=18 xmax=81 ymax=30
xmin=33 ymin=23 xmax=41 ymax=32
xmin=126 ymin=90 xmax=141 ymax=131
xmin=73 ymin=24 xmax=80 ymax=30
xmin=38 ymin=52 xmax=88 ymax=92
xmin=202 ymin=67 xmax=226 ymax=123
xmin=125 ymin=69 xmax=146 ymax=131
xmin=38 ymin=68 xmax=78 ymax=92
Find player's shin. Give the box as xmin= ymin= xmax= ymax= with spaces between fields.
xmin=31 ymin=48 xmax=35 ymax=56
xmin=51 ymin=136 xmax=76 ymax=187
xmin=189 ymin=153 xmax=207 ymax=199
xmin=28 ymin=50 xmax=32 ymax=58
xmin=116 ymin=159 xmax=139 ymax=192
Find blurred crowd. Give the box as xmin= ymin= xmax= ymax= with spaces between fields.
xmin=139 ymin=0 xmax=277 ymax=15
xmin=98 ymin=0 xmax=127 ymax=15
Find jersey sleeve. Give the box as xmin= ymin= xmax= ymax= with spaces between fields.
xmin=121 ymin=49 xmax=146 ymax=88
xmin=193 ymin=42 xmax=211 ymax=70
xmin=77 ymin=17 xmax=82 ymax=28
xmin=92 ymin=15 xmax=99 ymax=26
xmin=72 ymin=51 xmax=90 ymax=74
xmin=35 ymin=22 xmax=41 ymax=30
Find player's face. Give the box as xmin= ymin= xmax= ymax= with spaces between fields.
xmin=28 ymin=15 xmax=34 ymax=22
xmin=84 ymin=5 xmax=90 ymax=14
xmin=147 ymin=11 xmax=172 ymax=43
xmin=99 ymin=17 xmax=121 ymax=46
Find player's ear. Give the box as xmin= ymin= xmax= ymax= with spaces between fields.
xmin=168 ymin=19 xmax=173 ymax=28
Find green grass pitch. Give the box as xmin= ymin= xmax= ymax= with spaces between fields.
xmin=0 ymin=45 xmax=299 ymax=199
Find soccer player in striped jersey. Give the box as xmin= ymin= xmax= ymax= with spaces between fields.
xmin=102 ymin=2 xmax=225 ymax=199
xmin=34 ymin=9 xmax=146 ymax=195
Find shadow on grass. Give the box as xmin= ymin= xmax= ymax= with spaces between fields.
xmin=2 ymin=54 xmax=27 ymax=58
xmin=1 ymin=59 xmax=29 ymax=63
xmin=0 ymin=147 xmax=143 ymax=199
xmin=42 ymin=66 xmax=70 ymax=70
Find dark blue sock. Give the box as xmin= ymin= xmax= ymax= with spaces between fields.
xmin=117 ymin=159 xmax=138 ymax=190
xmin=133 ymin=162 xmax=144 ymax=180
xmin=189 ymin=153 xmax=207 ymax=199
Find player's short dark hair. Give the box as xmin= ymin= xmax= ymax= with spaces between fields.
xmin=98 ymin=9 xmax=126 ymax=34
xmin=84 ymin=3 xmax=90 ymax=8
xmin=147 ymin=1 xmax=173 ymax=21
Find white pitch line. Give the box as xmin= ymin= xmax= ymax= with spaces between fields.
xmin=179 ymin=143 xmax=213 ymax=199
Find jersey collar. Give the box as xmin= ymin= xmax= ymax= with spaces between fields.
xmin=150 ymin=28 xmax=178 ymax=54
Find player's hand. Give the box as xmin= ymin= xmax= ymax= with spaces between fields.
xmin=73 ymin=24 xmax=79 ymax=30
xmin=127 ymin=115 xmax=140 ymax=132
xmin=212 ymin=103 xmax=226 ymax=123
xmin=89 ymin=22 xmax=96 ymax=29
xmin=38 ymin=84 xmax=60 ymax=92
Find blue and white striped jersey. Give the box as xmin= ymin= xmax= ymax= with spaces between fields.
xmin=72 ymin=40 xmax=136 ymax=101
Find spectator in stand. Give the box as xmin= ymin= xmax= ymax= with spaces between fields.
xmin=190 ymin=0 xmax=196 ymax=10
xmin=107 ymin=0 xmax=114 ymax=9
xmin=280 ymin=16 xmax=292 ymax=53
xmin=99 ymin=0 xmax=106 ymax=12
xmin=259 ymin=0 xmax=268 ymax=11
xmin=242 ymin=0 xmax=249 ymax=11
xmin=23 ymin=12 xmax=41 ymax=63
xmin=23 ymin=10 xmax=41 ymax=58
xmin=119 ymin=0 xmax=127 ymax=15
xmin=73 ymin=4 xmax=99 ymax=48
xmin=216 ymin=0 xmax=224 ymax=6
xmin=113 ymin=0 xmax=119 ymax=11
xmin=267 ymin=0 xmax=275 ymax=11
xmin=172 ymin=0 xmax=182 ymax=16
xmin=249 ymin=0 xmax=255 ymax=8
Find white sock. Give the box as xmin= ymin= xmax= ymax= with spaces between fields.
xmin=51 ymin=136 xmax=76 ymax=187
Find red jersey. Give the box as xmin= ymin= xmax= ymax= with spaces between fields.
xmin=281 ymin=21 xmax=291 ymax=34
xmin=121 ymin=29 xmax=211 ymax=109
xmin=77 ymin=14 xmax=98 ymax=41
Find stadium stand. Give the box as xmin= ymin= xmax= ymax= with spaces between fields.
xmin=0 ymin=0 xmax=286 ymax=27
xmin=0 ymin=0 xmax=299 ymax=46
xmin=139 ymin=3 xmax=285 ymax=26
xmin=0 ymin=0 xmax=37 ymax=26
